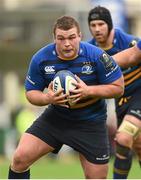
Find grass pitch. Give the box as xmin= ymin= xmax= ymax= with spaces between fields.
xmin=0 ymin=154 xmax=140 ymax=179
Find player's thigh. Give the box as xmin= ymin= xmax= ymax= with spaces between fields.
xmin=79 ymin=153 xmax=108 ymax=179
xmin=14 ymin=133 xmax=54 ymax=162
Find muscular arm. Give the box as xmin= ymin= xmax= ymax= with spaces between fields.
xmin=113 ymin=42 xmax=141 ymax=68
xmin=26 ymin=82 xmax=69 ymax=107
xmin=87 ymin=75 xmax=124 ymax=99
xmin=70 ymin=75 xmax=124 ymax=101
xmin=26 ymin=90 xmax=51 ymax=106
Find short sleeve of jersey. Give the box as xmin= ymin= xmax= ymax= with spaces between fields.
xmin=95 ymin=51 xmax=122 ymax=84
xmin=25 ymin=55 xmax=46 ymax=91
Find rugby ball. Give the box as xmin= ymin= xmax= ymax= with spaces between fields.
xmin=53 ymin=70 xmax=77 ymax=106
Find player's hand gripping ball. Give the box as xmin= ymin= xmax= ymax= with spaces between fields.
xmin=53 ymin=70 xmax=77 ymax=106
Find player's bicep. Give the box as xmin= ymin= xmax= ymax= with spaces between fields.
xmin=110 ymin=75 xmax=124 ymax=90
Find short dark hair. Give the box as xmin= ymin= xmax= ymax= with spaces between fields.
xmin=53 ymin=15 xmax=80 ymax=36
xmin=88 ymin=6 xmax=113 ymax=33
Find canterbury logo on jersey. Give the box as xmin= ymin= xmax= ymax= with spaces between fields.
xmin=44 ymin=66 xmax=55 ymax=74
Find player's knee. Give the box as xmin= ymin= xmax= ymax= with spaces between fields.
xmin=115 ymin=132 xmax=132 ymax=147
xmin=84 ymin=171 xmax=107 ymax=179
xmin=83 ymin=164 xmax=108 ymax=179
xmin=11 ymin=148 xmax=30 ymax=172
xmin=116 ymin=142 xmax=131 ymax=159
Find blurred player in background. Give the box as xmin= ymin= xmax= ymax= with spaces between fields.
xmin=8 ymin=15 xmax=124 ymax=179
xmin=89 ymin=0 xmax=129 ymax=32
xmin=88 ymin=6 xmax=141 ymax=179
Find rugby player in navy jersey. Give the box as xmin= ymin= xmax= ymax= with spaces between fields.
xmin=8 ymin=15 xmax=124 ymax=179
xmin=88 ymin=6 xmax=141 ymax=179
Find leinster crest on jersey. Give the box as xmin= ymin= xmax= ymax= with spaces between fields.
xmin=82 ymin=62 xmax=93 ymax=74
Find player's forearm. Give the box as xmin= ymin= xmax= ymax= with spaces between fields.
xmin=113 ymin=40 xmax=141 ymax=68
xmin=88 ymin=84 xmax=123 ymax=99
xmin=26 ymin=90 xmax=50 ymax=106
xmin=112 ymin=49 xmax=132 ymax=68
xmin=88 ymin=77 xmax=124 ymax=99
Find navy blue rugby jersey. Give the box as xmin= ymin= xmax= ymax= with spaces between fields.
xmin=88 ymin=28 xmax=141 ymax=97
xmin=25 ymin=41 xmax=122 ymax=122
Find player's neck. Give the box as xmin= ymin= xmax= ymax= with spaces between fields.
xmin=98 ymin=29 xmax=114 ymax=50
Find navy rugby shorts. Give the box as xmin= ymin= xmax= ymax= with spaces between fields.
xmin=115 ymin=88 xmax=141 ymax=127
xmin=26 ymin=106 xmax=110 ymax=164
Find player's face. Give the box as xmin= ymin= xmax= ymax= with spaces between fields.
xmin=54 ymin=27 xmax=81 ymax=60
xmin=89 ymin=20 xmax=109 ymax=43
